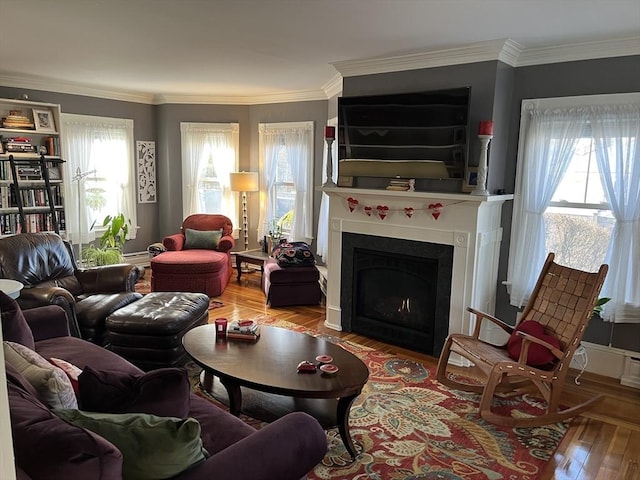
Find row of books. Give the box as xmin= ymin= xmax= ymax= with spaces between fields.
xmin=0 ymin=185 xmax=63 ymax=209
xmin=1 ymin=212 xmax=65 ymax=235
xmin=0 ymin=161 xmax=62 ymax=181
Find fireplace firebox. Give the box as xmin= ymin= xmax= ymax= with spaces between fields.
xmin=341 ymin=233 xmax=453 ymax=356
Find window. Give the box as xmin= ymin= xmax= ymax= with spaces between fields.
xmin=61 ymin=114 xmax=137 ymax=245
xmin=258 ymin=122 xmax=314 ymax=243
xmin=507 ymin=93 xmax=640 ymax=323
xmin=545 ymin=136 xmax=614 ymax=272
xmin=180 ymin=122 xmax=239 ymax=220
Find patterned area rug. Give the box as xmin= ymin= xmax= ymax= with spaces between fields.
xmin=187 ymin=316 xmax=568 ymax=480
xmin=134 ymin=278 xmax=223 ymax=310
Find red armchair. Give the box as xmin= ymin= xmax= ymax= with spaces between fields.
xmin=151 ymin=214 xmax=235 ymax=297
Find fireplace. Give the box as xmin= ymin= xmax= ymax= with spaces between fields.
xmin=322 ymin=187 xmax=512 ymax=359
xmin=341 ymin=233 xmax=453 ymax=356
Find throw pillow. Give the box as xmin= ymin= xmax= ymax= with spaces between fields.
xmin=53 ymin=409 xmax=208 ymax=480
xmin=273 ymin=241 xmax=316 ymax=268
xmin=0 ymin=291 xmax=35 ymax=349
xmin=184 ymin=228 xmax=223 ymax=250
xmin=9 ymin=382 xmax=122 ymax=480
xmin=3 ymin=341 xmax=77 ymax=409
xmin=507 ymin=320 xmax=562 ymax=366
xmin=49 ymin=358 xmax=83 ymax=394
xmin=78 ymin=366 xmax=190 ymax=418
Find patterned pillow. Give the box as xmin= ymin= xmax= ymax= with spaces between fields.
xmin=3 ymin=341 xmax=77 ymax=409
xmin=273 ymin=242 xmax=316 ymax=268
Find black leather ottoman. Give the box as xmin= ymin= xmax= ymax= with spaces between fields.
xmin=105 ymin=292 xmax=209 ymax=370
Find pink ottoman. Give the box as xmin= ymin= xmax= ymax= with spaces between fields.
xmin=262 ymin=257 xmax=322 ymax=307
xmin=151 ymin=249 xmax=230 ymax=297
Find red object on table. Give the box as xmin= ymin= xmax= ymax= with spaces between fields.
xmin=478 ymin=120 xmax=494 ymax=135
xmin=325 ymin=126 xmax=335 ymax=139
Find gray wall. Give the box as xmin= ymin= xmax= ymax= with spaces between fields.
xmin=155 ymin=100 xmax=327 ymax=250
xmin=342 ymin=55 xmax=640 ymax=351
xmin=0 ymin=86 xmax=157 ymax=254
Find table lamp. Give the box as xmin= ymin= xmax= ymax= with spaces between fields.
xmin=230 ymin=171 xmax=259 ymax=251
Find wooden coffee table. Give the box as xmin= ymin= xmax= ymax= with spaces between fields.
xmin=183 ymin=324 xmax=369 ymax=458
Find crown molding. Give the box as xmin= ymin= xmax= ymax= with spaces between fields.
xmin=154 ymin=89 xmax=328 ymax=105
xmin=0 ymin=72 xmax=155 ymax=104
xmin=322 ymin=73 xmax=343 ymax=99
xmin=331 ymin=36 xmax=639 ymax=77
xmin=332 ymin=39 xmax=519 ymax=77
xmin=515 ymin=36 xmax=640 ymax=66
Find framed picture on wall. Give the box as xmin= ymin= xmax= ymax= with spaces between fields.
xmin=32 ymin=109 xmax=57 ymax=133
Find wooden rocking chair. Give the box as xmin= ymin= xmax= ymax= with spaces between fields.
xmin=436 ymin=252 xmax=608 ymax=427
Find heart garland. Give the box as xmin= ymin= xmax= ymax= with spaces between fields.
xmin=344 ymin=198 xmax=453 ymax=220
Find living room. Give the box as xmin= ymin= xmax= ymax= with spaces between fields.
xmin=1 ymin=1 xmax=640 ymax=478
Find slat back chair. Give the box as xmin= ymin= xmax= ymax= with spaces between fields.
xmin=436 ymin=252 xmax=608 ymax=427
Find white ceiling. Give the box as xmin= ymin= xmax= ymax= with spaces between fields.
xmin=1 ymin=0 xmax=639 ymax=104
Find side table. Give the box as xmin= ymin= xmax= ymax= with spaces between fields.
xmin=0 ymin=279 xmax=24 ymax=299
xmin=234 ymin=249 xmax=270 ymax=282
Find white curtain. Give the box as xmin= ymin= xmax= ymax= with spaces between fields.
xmin=507 ymin=106 xmax=587 ymax=306
xmin=180 ymin=123 xmax=239 ymax=220
xmin=316 ymin=117 xmax=338 ymax=262
xmin=591 ymin=104 xmax=640 ymax=322
xmin=61 ymin=114 xmax=137 ymax=245
xmin=258 ymin=122 xmax=314 ymax=242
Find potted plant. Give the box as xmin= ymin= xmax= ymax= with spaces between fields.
xmin=82 ymin=213 xmax=131 ymax=266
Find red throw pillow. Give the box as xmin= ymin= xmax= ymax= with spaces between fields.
xmin=507 ymin=320 xmax=561 ymax=366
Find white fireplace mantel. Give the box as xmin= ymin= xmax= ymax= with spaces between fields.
xmin=322 ymin=187 xmax=513 ymax=347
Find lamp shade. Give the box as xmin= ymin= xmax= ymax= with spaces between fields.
xmin=229 ymin=172 xmax=259 ymax=192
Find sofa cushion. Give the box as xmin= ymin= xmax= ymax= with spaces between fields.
xmin=8 ymin=382 xmax=122 ymax=480
xmin=3 ymin=341 xmax=77 ymax=409
xmin=184 ymin=228 xmax=223 ymax=250
xmin=53 ymin=409 xmax=208 ymax=480
xmin=78 ymin=366 xmax=190 ymax=418
xmin=272 ymin=242 xmax=316 ymax=268
xmin=507 ymin=320 xmax=562 ymax=366
xmin=0 ymin=291 xmax=35 ymax=349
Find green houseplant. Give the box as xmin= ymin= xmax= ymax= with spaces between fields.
xmin=82 ymin=213 xmax=131 ymax=266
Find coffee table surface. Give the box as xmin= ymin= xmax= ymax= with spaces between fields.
xmin=183 ymin=324 xmax=369 ymax=399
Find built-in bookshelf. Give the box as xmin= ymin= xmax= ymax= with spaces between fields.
xmin=0 ymin=98 xmax=65 ymax=236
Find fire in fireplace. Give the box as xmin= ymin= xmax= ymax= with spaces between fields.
xmin=341 ymin=233 xmax=453 ymax=356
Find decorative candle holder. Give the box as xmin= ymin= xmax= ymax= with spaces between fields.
xmin=322 ymin=136 xmax=337 ymax=188
xmin=471 ymin=134 xmax=492 ymax=196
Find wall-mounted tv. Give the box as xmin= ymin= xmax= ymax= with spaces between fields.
xmin=337 ymin=87 xmax=471 ymax=190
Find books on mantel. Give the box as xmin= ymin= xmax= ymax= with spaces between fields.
xmin=227 ymin=320 xmax=261 ymax=341
xmin=385 ymin=178 xmax=415 ymax=191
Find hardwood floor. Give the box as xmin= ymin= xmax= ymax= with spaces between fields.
xmin=210 ymin=271 xmax=640 ymax=480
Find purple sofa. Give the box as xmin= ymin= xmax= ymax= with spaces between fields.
xmin=2 ymin=293 xmax=327 ymax=480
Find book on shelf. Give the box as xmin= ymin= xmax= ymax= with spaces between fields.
xmin=385 ymin=178 xmax=415 ymax=191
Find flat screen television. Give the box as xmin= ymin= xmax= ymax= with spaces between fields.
xmin=337 ymin=87 xmax=471 ymax=189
